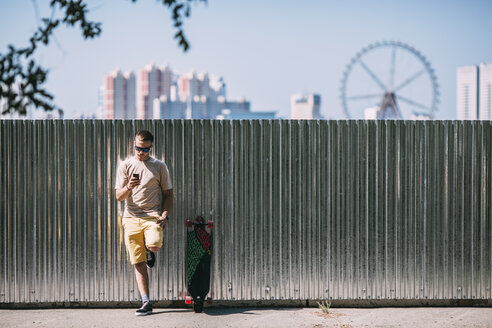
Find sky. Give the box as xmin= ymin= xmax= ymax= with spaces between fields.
xmin=1 ymin=0 xmax=491 ymax=119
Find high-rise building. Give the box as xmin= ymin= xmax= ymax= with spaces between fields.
xmin=177 ymin=71 xmax=225 ymax=102
xmin=153 ymin=95 xmax=186 ymax=119
xmin=479 ymin=63 xmax=492 ymax=120
xmin=216 ymin=108 xmax=276 ymax=120
xmin=290 ymin=93 xmax=322 ymax=119
xmin=364 ymin=106 xmax=379 ymax=120
xmin=153 ymin=94 xmax=252 ymax=120
xmin=218 ymin=96 xmax=250 ymax=117
xmin=177 ymin=70 xmax=198 ymax=102
xmin=209 ymin=76 xmax=226 ymax=100
xmin=196 ymin=73 xmax=210 ymax=99
xmin=456 ymin=65 xmax=479 ymax=120
xmin=137 ymin=63 xmax=173 ymax=119
xmin=102 ymin=68 xmax=136 ymax=119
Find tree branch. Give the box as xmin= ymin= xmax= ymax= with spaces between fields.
xmin=1 ymin=0 xmax=205 ymax=116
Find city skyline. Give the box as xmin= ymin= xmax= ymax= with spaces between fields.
xmin=101 ymin=62 xmax=256 ymax=120
xmin=1 ymin=0 xmax=492 ymax=119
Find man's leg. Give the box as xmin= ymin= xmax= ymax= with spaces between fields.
xmin=134 ymin=261 xmax=153 ymax=316
xmin=122 ymin=217 xmax=153 ymax=315
xmin=134 ymin=262 xmax=149 ymax=296
xmin=147 ymin=246 xmax=160 ymax=252
xmin=144 ymin=218 xmax=164 ymax=267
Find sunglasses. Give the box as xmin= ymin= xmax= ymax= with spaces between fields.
xmin=135 ymin=146 xmax=151 ymax=153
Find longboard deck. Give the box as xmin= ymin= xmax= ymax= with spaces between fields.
xmin=185 ymin=217 xmax=213 ymax=313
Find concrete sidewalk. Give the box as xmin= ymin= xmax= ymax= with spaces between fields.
xmin=1 ymin=307 xmax=491 ymax=328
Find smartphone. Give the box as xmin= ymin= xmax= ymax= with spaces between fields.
xmin=133 ymin=173 xmax=139 ymax=180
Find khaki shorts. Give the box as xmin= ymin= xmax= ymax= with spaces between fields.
xmin=122 ymin=216 xmax=163 ymax=264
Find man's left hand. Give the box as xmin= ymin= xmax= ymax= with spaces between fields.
xmin=156 ymin=216 xmax=168 ymax=229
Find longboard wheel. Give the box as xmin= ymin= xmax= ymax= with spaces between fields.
xmin=185 ymin=220 xmax=193 ymax=228
xmin=193 ymin=299 xmax=204 ymax=313
xmin=207 ymin=221 xmax=214 ymax=229
xmin=185 ymin=296 xmax=192 ymax=304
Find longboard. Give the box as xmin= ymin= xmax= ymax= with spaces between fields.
xmin=185 ymin=216 xmax=214 ymax=313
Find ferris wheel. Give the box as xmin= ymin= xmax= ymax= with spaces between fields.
xmin=340 ymin=40 xmax=439 ymax=119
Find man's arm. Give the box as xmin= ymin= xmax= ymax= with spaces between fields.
xmin=115 ymin=176 xmax=140 ymax=201
xmin=156 ymin=189 xmax=173 ymax=229
xmin=161 ymin=188 xmax=173 ymax=217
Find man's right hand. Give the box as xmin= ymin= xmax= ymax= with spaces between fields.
xmin=127 ymin=176 xmax=141 ymax=190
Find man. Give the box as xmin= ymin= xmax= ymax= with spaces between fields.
xmin=115 ymin=130 xmax=173 ymax=316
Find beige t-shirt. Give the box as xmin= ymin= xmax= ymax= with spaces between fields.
xmin=115 ymin=156 xmax=173 ymax=218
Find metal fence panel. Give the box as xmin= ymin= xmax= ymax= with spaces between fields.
xmin=0 ymin=120 xmax=491 ymax=303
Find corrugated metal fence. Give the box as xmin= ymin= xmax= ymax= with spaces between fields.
xmin=0 ymin=120 xmax=491 ymax=304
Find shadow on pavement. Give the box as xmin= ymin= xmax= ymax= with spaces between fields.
xmin=203 ymin=307 xmax=301 ymax=316
xmin=151 ymin=309 xmax=193 ymax=315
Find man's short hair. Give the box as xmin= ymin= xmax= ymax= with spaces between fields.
xmin=135 ymin=130 xmax=154 ymax=143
